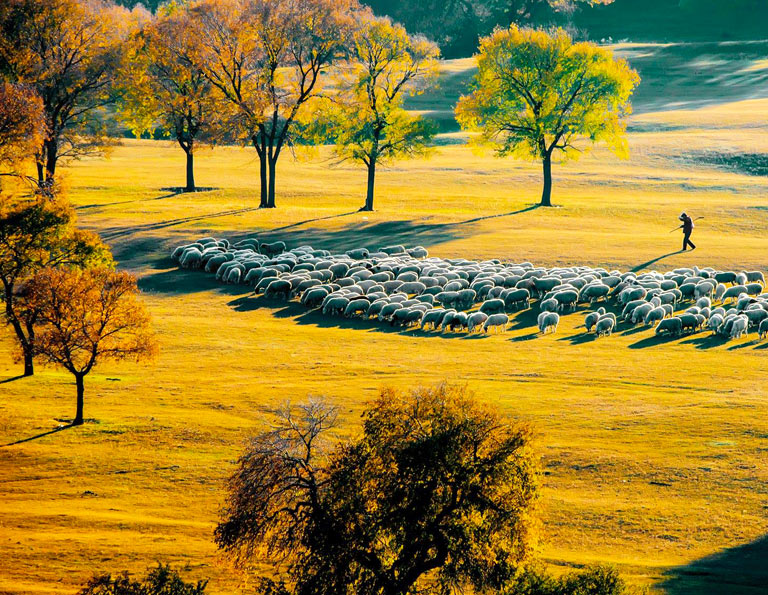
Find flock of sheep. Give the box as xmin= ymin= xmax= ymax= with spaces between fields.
xmin=171 ymin=237 xmax=768 ymax=343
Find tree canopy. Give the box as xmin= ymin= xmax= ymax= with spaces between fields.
xmin=216 ymin=383 xmax=540 ymax=595
xmin=0 ymin=82 xmax=45 ymax=180
xmin=456 ymin=26 xmax=639 ymax=206
xmin=316 ymin=15 xmax=439 ymax=211
xmin=0 ymin=0 xmax=139 ymax=187
xmin=26 ymin=267 xmax=157 ymax=424
xmin=118 ymin=2 xmax=218 ymax=192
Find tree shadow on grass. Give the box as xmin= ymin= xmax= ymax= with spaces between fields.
xmin=509 ymin=332 xmax=540 ymax=342
xmin=76 ymin=188 xmax=189 ymax=211
xmin=2 ymin=423 xmax=75 ymax=447
xmin=658 ymin=534 xmax=768 ymax=595
xmin=0 ymin=375 xmax=24 ymax=384
xmin=138 ymin=268 xmax=251 ymax=297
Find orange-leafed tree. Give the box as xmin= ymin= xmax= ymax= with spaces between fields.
xmin=26 ymin=268 xmax=157 ymax=425
xmin=119 ymin=2 xmax=218 ymax=192
xmin=0 ymin=195 xmax=112 ymax=377
xmin=0 ymin=0 xmax=142 ymax=188
xmin=0 ymin=82 xmax=45 ymax=182
xmin=187 ymin=0 xmax=361 ymax=208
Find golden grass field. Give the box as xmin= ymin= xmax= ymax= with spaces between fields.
xmin=2 ymin=46 xmax=768 ymax=595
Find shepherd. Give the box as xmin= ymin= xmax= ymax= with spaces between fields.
xmin=678 ymin=212 xmax=696 ymax=251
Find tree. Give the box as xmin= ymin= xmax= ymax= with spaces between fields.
xmin=79 ymin=564 xmax=207 ymax=595
xmin=317 ymin=16 xmax=439 ymax=212
xmin=119 ymin=2 xmax=218 ymax=192
xmin=504 ymin=564 xmax=629 ymax=595
xmin=0 ymin=195 xmax=111 ymax=376
xmin=25 ymin=267 xmax=157 ymax=425
xmin=0 ymin=0 xmax=137 ymax=188
xmin=187 ymin=0 xmax=360 ymax=208
xmin=215 ymin=383 xmax=540 ymax=595
xmin=0 ymin=82 xmax=45 ymax=181
xmin=456 ymin=26 xmax=638 ymax=207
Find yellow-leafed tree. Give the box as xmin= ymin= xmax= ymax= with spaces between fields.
xmin=456 ymin=26 xmax=639 ymax=207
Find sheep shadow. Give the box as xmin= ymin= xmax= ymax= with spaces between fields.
xmin=558 ymin=332 xmax=597 ymax=345
xmin=727 ymin=338 xmax=762 ymax=351
xmin=507 ymin=308 xmax=539 ymax=331
xmin=679 ymin=334 xmax=730 ymax=350
xmin=628 ymin=334 xmax=681 ymax=349
xmin=509 ymin=332 xmax=540 ymax=342
xmin=620 ymin=324 xmax=652 ymax=337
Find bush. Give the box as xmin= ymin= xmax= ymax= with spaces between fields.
xmin=506 ymin=565 xmax=630 ymax=595
xmin=77 ymin=564 xmax=207 ymax=595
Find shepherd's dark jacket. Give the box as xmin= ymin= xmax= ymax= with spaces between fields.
xmin=681 ymin=216 xmax=694 ymax=234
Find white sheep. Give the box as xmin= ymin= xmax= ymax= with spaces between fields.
xmin=467 ymin=312 xmax=489 ymax=333
xmin=537 ymin=311 xmax=560 ymax=334
xmin=595 ymin=317 xmax=615 ymax=337
xmin=483 ymin=313 xmax=509 ymax=334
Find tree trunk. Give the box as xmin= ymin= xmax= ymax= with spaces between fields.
xmin=44 ymin=139 xmax=57 ymax=183
xmin=540 ymin=153 xmax=553 ymax=207
xmin=36 ymin=159 xmax=45 ymax=187
xmin=266 ymin=157 xmax=277 ymax=209
xmin=361 ymin=157 xmax=377 ymax=211
xmin=73 ymin=373 xmax=85 ymax=425
xmin=184 ymin=150 xmax=196 ymax=193
xmin=23 ymin=348 xmax=34 ymax=377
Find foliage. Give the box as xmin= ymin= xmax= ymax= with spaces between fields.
xmin=361 ymin=0 xmax=614 ymax=58
xmin=118 ymin=2 xmax=218 ymax=190
xmin=216 ymin=383 xmax=540 ymax=595
xmin=0 ymin=193 xmax=112 ymax=376
xmin=26 ymin=266 xmax=157 ymax=423
xmin=504 ymin=565 xmax=630 ymax=595
xmin=0 ymin=0 xmax=142 ymax=185
xmin=186 ymin=0 xmax=363 ymax=207
xmin=0 ymin=82 xmax=45 ymax=179
xmin=455 ymin=25 xmax=638 ymax=205
xmin=78 ymin=564 xmax=207 ymax=595
xmin=314 ymin=15 xmax=439 ymax=210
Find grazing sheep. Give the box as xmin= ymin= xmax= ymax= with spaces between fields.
xmin=656 ymin=317 xmax=683 ymax=337
xmin=259 ymin=241 xmax=286 ymax=258
xmin=421 ymin=309 xmax=450 ymax=330
xmin=479 ymin=299 xmax=505 ymax=315
xmin=264 ymin=279 xmax=292 ymax=300
xmin=540 ymin=298 xmax=559 ymax=313
xmin=595 ymin=317 xmax=615 ymax=337
xmin=580 ymin=283 xmax=611 ymax=303
xmin=302 ymin=287 xmax=330 ymax=308
xmin=346 ymin=248 xmax=370 ymax=260
xmin=631 ymin=303 xmax=654 ymax=325
xmin=344 ymin=299 xmax=371 ymax=318
xmin=323 ymin=296 xmax=350 ymax=316
xmin=503 ymin=288 xmax=530 ymax=310
xmin=759 ymin=318 xmax=768 ymax=340
xmin=744 ymin=271 xmax=766 ymax=286
xmin=679 ymin=313 xmax=703 ymax=334
xmin=644 ymin=306 xmax=667 ymax=326
xmin=722 ymin=285 xmax=748 ymax=303
xmin=537 ymin=311 xmax=560 ymax=334
xmin=584 ymin=311 xmax=601 ymax=333
xmin=554 ymin=289 xmax=579 ymax=312
xmin=467 ymin=312 xmax=489 ymax=333
xmin=483 ymin=313 xmax=509 ymax=333
xmin=179 ymin=247 xmax=203 ymax=269
xmin=730 ymin=315 xmax=749 ymax=339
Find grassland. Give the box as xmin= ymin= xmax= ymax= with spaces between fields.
xmin=1 ymin=44 xmax=768 ymax=595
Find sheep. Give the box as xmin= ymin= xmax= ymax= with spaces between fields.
xmin=580 ymin=283 xmax=611 ymax=303
xmin=344 ymin=299 xmax=371 ymax=318
xmin=644 ymin=306 xmax=667 ymax=326
xmin=730 ymin=315 xmax=749 ymax=339
xmin=264 ymin=279 xmax=292 ymax=300
xmin=584 ymin=311 xmax=601 ymax=333
xmin=479 ymin=299 xmax=505 ymax=315
xmin=694 ymin=281 xmax=715 ymax=299
xmin=323 ymin=296 xmax=350 ymax=316
xmin=656 ymin=317 xmax=683 ymax=337
xmin=467 ymin=312 xmax=489 ymax=333
xmin=696 ymin=296 xmax=711 ymax=309
xmin=224 ymin=267 xmax=243 ymax=284
xmin=759 ymin=318 xmax=768 ymax=340
xmin=537 ymin=311 xmax=560 ymax=334
xmin=540 ymin=298 xmax=559 ymax=313
xmin=483 ymin=313 xmax=509 ymax=333
xmin=346 ymin=248 xmax=370 ymax=260
xmin=179 ymin=247 xmax=203 ymax=269
xmin=722 ymin=285 xmax=748 ymax=303
xmin=744 ymin=271 xmax=766 ymax=286
xmin=631 ymin=303 xmax=654 ymax=325
xmin=302 ymin=287 xmax=330 ymax=308
xmin=554 ymin=289 xmax=579 ymax=312
xmin=679 ymin=313 xmax=703 ymax=334
xmin=259 ymin=241 xmax=286 ymax=258
xmin=714 ymin=271 xmax=738 ymax=285
xmin=442 ymin=311 xmax=468 ymax=332
xmin=503 ymin=288 xmax=530 ymax=311
xmin=421 ymin=309 xmax=449 ymax=330
xmin=456 ymin=289 xmax=477 ymax=310
xmin=745 ymin=283 xmax=763 ymax=296
xmin=595 ymin=317 xmax=615 ymax=337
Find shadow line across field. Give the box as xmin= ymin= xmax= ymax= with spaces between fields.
xmin=659 ymin=535 xmax=768 ymax=595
